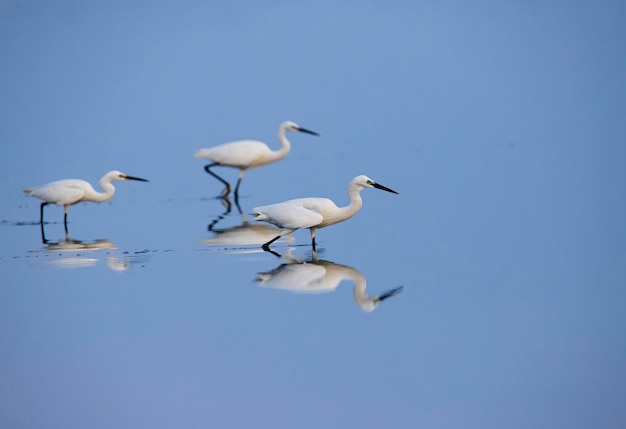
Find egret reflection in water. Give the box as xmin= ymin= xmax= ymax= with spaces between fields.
xmin=29 ymin=229 xmax=146 ymax=271
xmin=254 ymin=249 xmax=403 ymax=311
xmin=201 ymin=196 xmax=294 ymax=249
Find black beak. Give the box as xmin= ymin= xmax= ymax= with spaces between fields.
xmin=377 ymin=286 xmax=404 ymax=302
xmin=297 ymin=127 xmax=320 ymax=136
xmin=125 ymin=175 xmax=149 ymax=182
xmin=373 ymin=182 xmax=398 ymax=194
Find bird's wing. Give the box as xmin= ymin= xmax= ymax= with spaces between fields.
xmin=29 ymin=183 xmax=85 ymax=205
xmin=196 ymin=140 xmax=269 ymax=167
xmin=252 ymin=202 xmax=323 ymax=229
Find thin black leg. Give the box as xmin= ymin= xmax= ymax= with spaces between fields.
xmin=39 ymin=202 xmax=47 ymax=225
xmin=312 ymin=236 xmax=317 ymax=252
xmin=233 ymin=176 xmax=243 ymax=206
xmin=40 ymin=221 xmax=48 ymax=244
xmin=204 ymin=164 xmax=231 ymax=197
xmin=262 ymin=235 xmax=281 ymax=252
xmin=63 ymin=210 xmax=69 ymax=233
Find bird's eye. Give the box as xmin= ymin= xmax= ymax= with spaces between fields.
xmin=367 ymin=180 xmax=373 ymax=185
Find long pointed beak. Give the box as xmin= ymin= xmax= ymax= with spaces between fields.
xmin=124 ymin=175 xmax=149 ymax=182
xmin=373 ymin=182 xmax=398 ymax=194
xmin=377 ymin=286 xmax=404 ymax=302
xmin=296 ymin=127 xmax=319 ymax=136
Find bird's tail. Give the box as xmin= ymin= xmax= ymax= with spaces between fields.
xmin=23 ymin=188 xmax=34 ymax=196
xmin=249 ymin=211 xmax=265 ymax=221
xmin=194 ymin=148 xmax=213 ymax=159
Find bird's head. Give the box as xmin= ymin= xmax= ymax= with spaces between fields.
xmin=104 ymin=170 xmax=149 ymax=182
xmin=281 ymin=121 xmax=319 ymax=136
xmin=353 ymin=175 xmax=398 ymax=194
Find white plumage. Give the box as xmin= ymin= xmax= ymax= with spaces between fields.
xmin=195 ymin=121 xmax=318 ymax=199
xmin=251 ymin=175 xmax=398 ymax=252
xmin=24 ymin=170 xmax=148 ymax=228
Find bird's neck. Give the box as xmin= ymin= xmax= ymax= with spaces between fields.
xmin=335 ymin=187 xmax=364 ymax=222
xmin=271 ymin=128 xmax=291 ymax=161
xmin=91 ymin=178 xmax=116 ymax=203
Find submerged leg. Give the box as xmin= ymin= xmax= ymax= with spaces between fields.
xmin=204 ymin=163 xmax=231 ymax=197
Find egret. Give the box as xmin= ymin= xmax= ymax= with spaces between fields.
xmin=251 ymin=175 xmax=398 ymax=252
xmin=24 ymin=170 xmax=149 ymax=229
xmin=194 ymin=121 xmax=319 ymax=200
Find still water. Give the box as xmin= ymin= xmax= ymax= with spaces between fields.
xmin=2 ymin=2 xmax=625 ymax=427
xmin=1 ymin=159 xmax=624 ymax=429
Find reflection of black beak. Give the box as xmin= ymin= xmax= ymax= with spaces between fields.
xmin=373 ymin=182 xmax=398 ymax=194
xmin=297 ymin=127 xmax=320 ymax=136
xmin=377 ymin=286 xmax=404 ymax=302
xmin=125 ymin=175 xmax=149 ymax=182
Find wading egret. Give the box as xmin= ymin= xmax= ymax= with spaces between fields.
xmin=251 ymin=175 xmax=398 ymax=252
xmin=194 ymin=121 xmax=319 ymax=199
xmin=24 ymin=170 xmax=149 ymax=229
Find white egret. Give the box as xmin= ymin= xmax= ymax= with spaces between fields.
xmin=194 ymin=121 xmax=319 ymax=199
xmin=251 ymin=175 xmax=398 ymax=252
xmin=24 ymin=170 xmax=149 ymax=229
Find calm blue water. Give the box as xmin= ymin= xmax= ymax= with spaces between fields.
xmin=2 ymin=2 xmax=626 ymax=428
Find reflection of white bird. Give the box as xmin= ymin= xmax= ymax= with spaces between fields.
xmin=24 ymin=170 xmax=148 ymax=228
xmin=202 ymin=213 xmax=295 ymax=247
xmin=40 ymin=235 xmax=117 ymax=252
xmin=200 ymin=197 xmax=295 ymax=249
xmin=28 ymin=232 xmax=133 ymax=271
xmin=195 ymin=121 xmax=319 ymax=199
xmin=251 ymin=175 xmax=398 ymax=252
xmin=255 ymin=250 xmax=403 ymax=311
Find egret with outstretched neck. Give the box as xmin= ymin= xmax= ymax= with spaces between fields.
xmin=251 ymin=175 xmax=398 ymax=252
xmin=24 ymin=170 xmax=149 ymax=230
xmin=195 ymin=121 xmax=319 ymax=200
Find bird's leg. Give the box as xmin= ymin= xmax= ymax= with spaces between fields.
xmin=204 ymin=164 xmax=231 ymax=197
xmin=233 ymin=188 xmax=240 ymax=207
xmin=233 ymin=170 xmax=246 ymax=206
xmin=39 ymin=220 xmax=49 ymax=244
xmin=63 ymin=205 xmax=69 ymax=233
xmin=262 ymin=228 xmax=297 ymax=254
xmin=233 ymin=197 xmax=243 ymax=215
xmin=39 ymin=202 xmax=48 ymax=225
xmin=310 ymin=228 xmax=317 ymax=252
xmin=262 ymin=235 xmax=282 ymax=252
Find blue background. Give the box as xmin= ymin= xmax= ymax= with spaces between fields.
xmin=1 ymin=1 xmax=625 ymax=428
